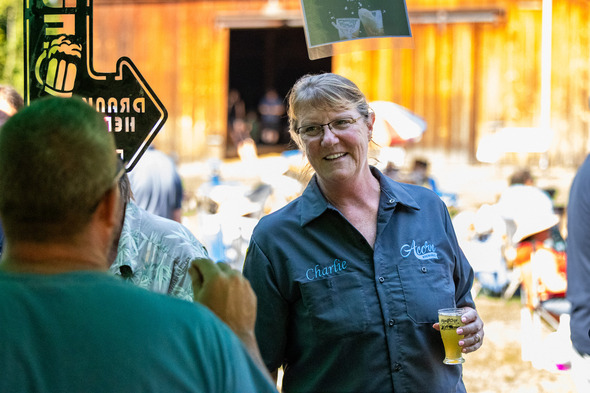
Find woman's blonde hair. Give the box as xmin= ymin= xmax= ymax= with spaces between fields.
xmin=286 ymin=73 xmax=371 ymax=150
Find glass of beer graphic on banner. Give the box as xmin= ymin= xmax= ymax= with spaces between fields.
xmin=438 ymin=308 xmax=466 ymax=365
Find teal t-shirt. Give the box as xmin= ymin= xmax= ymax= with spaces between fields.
xmin=0 ymin=270 xmax=277 ymax=393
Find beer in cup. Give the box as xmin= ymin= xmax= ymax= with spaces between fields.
xmin=438 ymin=308 xmax=466 ymax=365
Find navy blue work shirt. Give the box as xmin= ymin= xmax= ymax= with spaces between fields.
xmin=243 ymin=167 xmax=475 ymax=393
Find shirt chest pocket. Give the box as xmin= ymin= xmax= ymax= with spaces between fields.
xmin=299 ymin=273 xmax=369 ymax=341
xmin=398 ymin=263 xmax=456 ymax=324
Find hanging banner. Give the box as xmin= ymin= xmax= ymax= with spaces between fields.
xmin=300 ymin=0 xmax=413 ymax=60
xmin=24 ymin=0 xmax=167 ymax=171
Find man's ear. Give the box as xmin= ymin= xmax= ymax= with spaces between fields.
xmin=95 ymin=185 xmax=120 ymax=230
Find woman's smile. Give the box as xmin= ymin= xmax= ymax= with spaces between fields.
xmin=324 ymin=152 xmax=347 ymax=160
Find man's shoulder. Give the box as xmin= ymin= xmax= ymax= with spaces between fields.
xmin=0 ymin=271 xmax=271 ymax=392
xmin=0 ymin=270 xmax=194 ymax=315
xmin=83 ymin=271 xmax=217 ymax=326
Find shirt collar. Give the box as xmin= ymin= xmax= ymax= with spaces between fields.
xmin=109 ymin=201 xmax=141 ymax=277
xmin=373 ymin=166 xmax=420 ymax=211
xmin=298 ymin=166 xmax=420 ymax=227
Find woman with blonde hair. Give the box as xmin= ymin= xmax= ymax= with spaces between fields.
xmin=243 ymin=73 xmax=484 ymax=392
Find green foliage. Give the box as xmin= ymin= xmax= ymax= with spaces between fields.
xmin=0 ymin=0 xmax=24 ymax=96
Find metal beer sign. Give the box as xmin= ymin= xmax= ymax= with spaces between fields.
xmin=24 ymin=0 xmax=167 ymax=171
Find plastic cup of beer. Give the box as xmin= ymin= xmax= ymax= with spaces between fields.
xmin=438 ymin=308 xmax=466 ymax=365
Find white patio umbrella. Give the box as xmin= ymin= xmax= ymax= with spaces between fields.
xmin=369 ymin=100 xmax=427 ymax=146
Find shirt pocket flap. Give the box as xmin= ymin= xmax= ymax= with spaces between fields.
xmin=300 ymin=273 xmax=369 ymax=340
xmin=398 ymin=263 xmax=456 ymax=323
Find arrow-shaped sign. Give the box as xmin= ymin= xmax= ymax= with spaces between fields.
xmin=24 ymin=0 xmax=167 ymax=171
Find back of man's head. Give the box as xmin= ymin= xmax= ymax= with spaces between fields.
xmin=0 ymin=96 xmax=117 ymax=241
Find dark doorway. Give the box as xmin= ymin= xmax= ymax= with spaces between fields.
xmin=227 ymin=27 xmax=331 ymax=157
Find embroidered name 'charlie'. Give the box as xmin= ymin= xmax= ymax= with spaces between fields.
xmin=400 ymin=240 xmax=438 ymax=260
xmin=306 ymin=259 xmax=348 ymax=281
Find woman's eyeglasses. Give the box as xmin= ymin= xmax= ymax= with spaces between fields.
xmin=296 ymin=116 xmax=363 ymax=138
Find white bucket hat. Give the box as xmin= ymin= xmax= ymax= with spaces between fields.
xmin=473 ymin=204 xmax=495 ymax=235
xmin=505 ymin=186 xmax=559 ymax=244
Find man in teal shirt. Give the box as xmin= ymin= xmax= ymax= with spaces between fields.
xmin=0 ymin=96 xmax=277 ymax=393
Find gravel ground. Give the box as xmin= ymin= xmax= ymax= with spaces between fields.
xmin=462 ymin=296 xmax=577 ymax=393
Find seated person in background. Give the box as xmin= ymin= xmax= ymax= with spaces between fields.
xmin=509 ymin=168 xmax=535 ymax=186
xmin=508 ymin=186 xmax=568 ymax=315
xmin=457 ymin=204 xmax=509 ymax=297
xmin=383 ymin=161 xmax=401 ymax=181
xmin=0 ymin=96 xmax=277 ymax=392
xmin=405 ymin=158 xmax=440 ymax=195
xmin=109 ymin=166 xmax=209 ymax=301
xmin=496 ymin=168 xmax=555 ymax=251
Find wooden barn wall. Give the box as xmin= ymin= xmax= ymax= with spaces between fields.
xmin=551 ymin=0 xmax=590 ymax=166
xmin=336 ymin=0 xmax=590 ymax=166
xmin=93 ymin=0 xmax=302 ymax=161
xmin=93 ymin=0 xmax=590 ymax=167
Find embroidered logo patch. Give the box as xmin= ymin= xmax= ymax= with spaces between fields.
xmin=400 ymin=240 xmax=438 ymax=260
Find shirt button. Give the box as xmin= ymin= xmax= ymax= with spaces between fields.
xmin=388 ymin=319 xmax=395 ymax=327
xmin=378 ymin=277 xmax=385 ymax=283
xmin=388 ymin=198 xmax=395 ymax=204
xmin=421 ymin=267 xmax=428 ymax=273
xmin=393 ymin=363 xmax=402 ymax=372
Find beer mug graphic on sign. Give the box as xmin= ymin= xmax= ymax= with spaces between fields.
xmin=35 ymin=36 xmax=82 ymax=97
